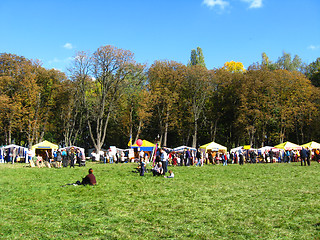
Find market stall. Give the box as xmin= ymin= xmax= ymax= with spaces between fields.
xmin=0 ymin=144 xmax=28 ymax=163
xmin=200 ymin=141 xmax=227 ymax=152
xmin=274 ymin=141 xmax=301 ymax=150
xmin=32 ymin=140 xmax=58 ymax=161
xmin=301 ymin=141 xmax=320 ymax=149
xmin=131 ymin=139 xmax=155 ymax=160
xmin=172 ymin=146 xmax=196 ymax=152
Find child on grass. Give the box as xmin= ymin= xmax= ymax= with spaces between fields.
xmin=164 ymin=170 xmax=174 ymax=178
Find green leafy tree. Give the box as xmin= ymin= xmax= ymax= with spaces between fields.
xmin=305 ymin=57 xmax=320 ymax=87
xmin=70 ymin=46 xmax=142 ymax=153
xmin=182 ymin=65 xmax=212 ymax=148
xmin=188 ymin=47 xmax=206 ymax=68
xmin=276 ymin=52 xmax=304 ymax=72
xmin=116 ymin=64 xmax=148 ymax=146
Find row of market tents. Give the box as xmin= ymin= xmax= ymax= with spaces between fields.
xmin=0 ymin=140 xmax=85 ymax=163
xmin=231 ymin=141 xmax=320 ymax=153
xmin=131 ymin=139 xmax=320 ymax=158
xmin=1 ymin=139 xmax=320 ymax=163
xmin=130 ymin=139 xmax=227 ymax=152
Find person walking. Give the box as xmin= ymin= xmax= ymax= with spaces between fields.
xmin=195 ymin=149 xmax=202 ymax=167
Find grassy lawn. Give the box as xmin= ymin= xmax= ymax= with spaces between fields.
xmin=0 ymin=162 xmax=319 ymax=239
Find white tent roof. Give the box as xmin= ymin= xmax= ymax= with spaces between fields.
xmin=200 ymin=141 xmax=227 ymax=152
xmin=3 ymin=144 xmax=27 ymax=149
xmin=230 ymin=146 xmax=243 ymax=153
xmin=257 ymin=146 xmax=274 ymax=153
xmin=173 ymin=146 xmax=197 ymax=152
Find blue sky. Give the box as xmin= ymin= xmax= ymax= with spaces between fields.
xmin=0 ymin=0 xmax=319 ymax=72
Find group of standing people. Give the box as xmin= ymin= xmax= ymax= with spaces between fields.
xmin=235 ymin=147 xmax=315 ymax=166
xmin=165 ymin=148 xmax=204 ymax=167
xmin=141 ymin=146 xmax=317 ymax=170
xmin=31 ymin=148 xmax=85 ymax=168
xmin=58 ymin=148 xmax=85 ymax=168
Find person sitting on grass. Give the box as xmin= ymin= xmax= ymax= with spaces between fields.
xmin=81 ymin=168 xmax=97 ymax=185
xmin=152 ymin=162 xmax=163 ymax=176
xmin=62 ymin=168 xmax=96 ymax=187
xmin=164 ymin=169 xmax=174 ymax=178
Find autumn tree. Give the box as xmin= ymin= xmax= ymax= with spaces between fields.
xmin=70 ymin=46 xmax=143 ymax=153
xmin=148 ymin=60 xmax=186 ymax=146
xmin=116 ymin=63 xmax=149 ymax=145
xmin=49 ymin=79 xmax=83 ymax=147
xmin=0 ymin=53 xmax=40 ymax=146
xmin=223 ymin=61 xmax=246 ymax=73
xmin=203 ymin=68 xmax=244 ymax=148
xmin=272 ymin=70 xmax=316 ymax=143
xmin=34 ymin=67 xmax=67 ymax=144
xmin=237 ymin=69 xmax=276 ymax=146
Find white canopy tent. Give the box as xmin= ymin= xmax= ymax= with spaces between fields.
xmin=173 ymin=146 xmax=197 ymax=152
xmin=200 ymin=141 xmax=227 ymax=152
xmin=0 ymin=144 xmax=29 ymax=163
xmin=258 ymin=146 xmax=276 ymax=154
xmin=230 ymin=146 xmax=243 ymax=153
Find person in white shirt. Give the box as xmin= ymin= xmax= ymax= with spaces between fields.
xmin=139 ymin=150 xmax=145 ymax=161
xmin=164 ymin=170 xmax=174 ymax=178
xmin=160 ymin=148 xmax=168 ymax=174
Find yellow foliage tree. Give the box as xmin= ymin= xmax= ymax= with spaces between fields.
xmin=223 ymin=61 xmax=246 ymax=73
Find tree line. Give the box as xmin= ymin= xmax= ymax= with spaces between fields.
xmin=1 ymin=46 xmax=320 ymax=152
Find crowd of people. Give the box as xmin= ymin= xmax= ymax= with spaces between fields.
xmin=29 ymin=147 xmax=86 ymax=168
xmin=135 ymin=146 xmax=318 ymax=176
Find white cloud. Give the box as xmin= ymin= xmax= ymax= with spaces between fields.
xmin=63 ymin=42 xmax=74 ymax=50
xmin=203 ymin=0 xmax=229 ymax=10
xmin=308 ymin=45 xmax=320 ymax=51
xmin=203 ymin=0 xmax=263 ymax=11
xmin=241 ymin=0 xmax=263 ymax=8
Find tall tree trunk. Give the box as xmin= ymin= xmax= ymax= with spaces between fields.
xmin=8 ymin=120 xmax=12 ymax=144
xmin=261 ymin=126 xmax=265 ymax=148
xmin=185 ymin=129 xmax=191 ymax=146
xmin=163 ymin=107 xmax=169 ymax=147
xmin=5 ymin=130 xmax=8 ymax=145
xmin=192 ymin=120 xmax=197 ymax=148
xmin=134 ymin=120 xmax=142 ymax=144
xmin=88 ymin=111 xmax=111 ymax=154
xmin=129 ymin=104 xmax=133 ymax=146
xmin=300 ymin=126 xmax=304 ymax=145
xmin=213 ymin=118 xmax=219 ymax=142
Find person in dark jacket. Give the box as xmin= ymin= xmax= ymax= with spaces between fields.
xmin=300 ymin=147 xmax=308 ymax=166
xmin=81 ymin=168 xmax=97 ymax=185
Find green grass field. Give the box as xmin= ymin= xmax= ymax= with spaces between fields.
xmin=0 ymin=162 xmax=319 ymax=239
